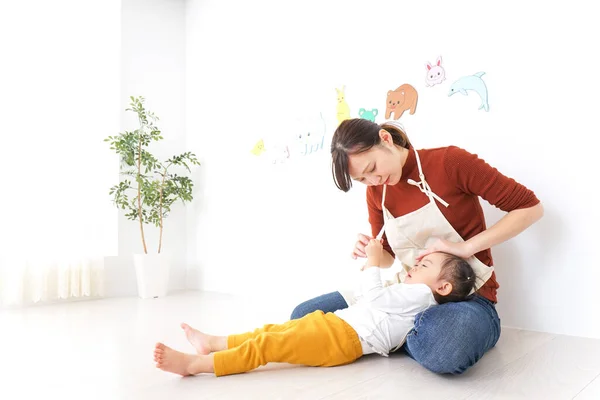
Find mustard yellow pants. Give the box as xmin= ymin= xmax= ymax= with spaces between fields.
xmin=213 ymin=310 xmax=363 ymax=377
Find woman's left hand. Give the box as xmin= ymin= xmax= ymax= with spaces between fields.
xmin=416 ymin=238 xmax=473 ymax=261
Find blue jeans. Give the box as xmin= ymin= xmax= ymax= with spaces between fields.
xmin=290 ymin=291 xmax=501 ymax=375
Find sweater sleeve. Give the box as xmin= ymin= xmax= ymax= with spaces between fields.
xmin=367 ymin=188 xmax=394 ymax=257
xmin=443 ymin=146 xmax=540 ymax=212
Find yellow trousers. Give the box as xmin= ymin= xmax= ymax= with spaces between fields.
xmin=213 ymin=310 xmax=363 ymax=377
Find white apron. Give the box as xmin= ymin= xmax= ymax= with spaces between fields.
xmin=340 ymin=146 xmax=494 ymax=306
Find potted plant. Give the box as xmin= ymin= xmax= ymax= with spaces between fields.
xmin=104 ymin=96 xmax=200 ymax=298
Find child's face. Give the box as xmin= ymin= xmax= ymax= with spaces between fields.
xmin=404 ymin=253 xmax=446 ymax=290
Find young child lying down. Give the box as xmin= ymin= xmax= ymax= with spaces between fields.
xmin=154 ymin=239 xmax=476 ymax=377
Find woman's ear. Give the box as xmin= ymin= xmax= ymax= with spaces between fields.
xmin=435 ymin=281 xmax=453 ymax=296
xmin=379 ymin=129 xmax=392 ymax=145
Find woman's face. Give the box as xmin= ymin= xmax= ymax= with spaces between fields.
xmin=347 ymin=130 xmax=405 ymax=186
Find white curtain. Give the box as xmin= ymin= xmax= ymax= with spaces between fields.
xmin=0 ymin=0 xmax=120 ymax=306
xmin=0 ymin=256 xmax=105 ymax=306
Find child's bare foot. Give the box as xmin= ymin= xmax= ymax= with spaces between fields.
xmin=154 ymin=343 xmax=213 ymax=376
xmin=181 ymin=323 xmax=213 ymax=355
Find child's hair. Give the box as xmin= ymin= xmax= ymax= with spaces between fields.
xmin=434 ymin=253 xmax=477 ymax=304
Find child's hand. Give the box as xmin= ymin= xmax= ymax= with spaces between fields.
xmin=365 ymin=238 xmax=383 ymax=264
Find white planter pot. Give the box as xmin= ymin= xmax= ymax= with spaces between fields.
xmin=133 ymin=254 xmax=170 ymax=299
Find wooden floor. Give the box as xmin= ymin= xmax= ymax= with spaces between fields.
xmin=2 ymin=291 xmax=599 ymax=400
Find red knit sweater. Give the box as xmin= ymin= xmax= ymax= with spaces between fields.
xmin=367 ymin=146 xmax=540 ymax=303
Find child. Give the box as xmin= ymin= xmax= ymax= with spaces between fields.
xmin=153 ymin=239 xmax=476 ymax=377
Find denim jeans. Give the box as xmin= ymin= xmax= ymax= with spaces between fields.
xmin=290 ymin=291 xmax=501 ymax=375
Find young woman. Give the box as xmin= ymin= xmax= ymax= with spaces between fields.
xmin=290 ymin=118 xmax=543 ymax=374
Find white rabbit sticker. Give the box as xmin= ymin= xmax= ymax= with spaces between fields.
xmin=425 ymin=56 xmax=446 ymax=87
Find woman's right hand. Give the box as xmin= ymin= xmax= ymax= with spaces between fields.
xmin=351 ymin=233 xmax=373 ymax=259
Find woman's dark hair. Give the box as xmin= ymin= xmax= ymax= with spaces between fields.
xmin=434 ymin=254 xmax=477 ymax=304
xmin=331 ymin=118 xmax=411 ymax=192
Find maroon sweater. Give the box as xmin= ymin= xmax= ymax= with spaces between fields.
xmin=367 ymin=145 xmax=540 ymax=303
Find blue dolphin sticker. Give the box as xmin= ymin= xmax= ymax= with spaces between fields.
xmin=448 ymin=72 xmax=489 ymax=112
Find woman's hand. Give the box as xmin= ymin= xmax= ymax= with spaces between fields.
xmin=351 ymin=233 xmax=373 ymax=259
xmin=416 ymin=238 xmax=473 ymax=261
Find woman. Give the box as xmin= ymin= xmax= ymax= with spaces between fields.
xmin=290 ymin=118 xmax=543 ymax=375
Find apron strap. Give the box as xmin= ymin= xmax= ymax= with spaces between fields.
xmin=377 ymin=147 xmax=450 ymax=242
xmin=408 ymin=149 xmax=450 ymax=208
xmin=377 ymin=185 xmax=388 ymax=240
xmin=407 ymin=178 xmax=450 ymax=208
xmin=375 ymin=225 xmax=385 ymax=240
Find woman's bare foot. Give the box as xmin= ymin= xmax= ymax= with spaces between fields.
xmin=154 ymin=343 xmax=213 ymax=376
xmin=181 ymin=323 xmax=225 ymax=355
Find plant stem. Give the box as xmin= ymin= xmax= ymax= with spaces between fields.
xmin=137 ymin=126 xmax=148 ymax=254
xmin=158 ymin=166 xmax=167 ymax=254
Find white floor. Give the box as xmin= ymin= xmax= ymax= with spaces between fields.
xmin=1 ymin=291 xmax=600 ymax=400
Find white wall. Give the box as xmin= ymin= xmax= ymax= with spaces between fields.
xmin=108 ymin=0 xmax=190 ymax=296
xmin=0 ymin=1 xmax=120 ymax=262
xmin=185 ymin=0 xmax=600 ymax=339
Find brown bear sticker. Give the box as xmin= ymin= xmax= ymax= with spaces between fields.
xmin=385 ymin=84 xmax=418 ymax=120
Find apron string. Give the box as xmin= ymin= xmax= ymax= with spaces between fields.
xmin=410 ymin=148 xmax=450 ymax=208
xmin=376 ymin=225 xmax=385 ymax=240
xmin=377 ymin=146 xmax=449 ymax=244
xmin=407 ymin=178 xmax=450 ymax=208
xmin=377 ymin=185 xmax=388 ymax=240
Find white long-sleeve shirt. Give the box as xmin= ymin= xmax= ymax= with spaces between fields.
xmin=334 ymin=267 xmax=437 ymax=356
